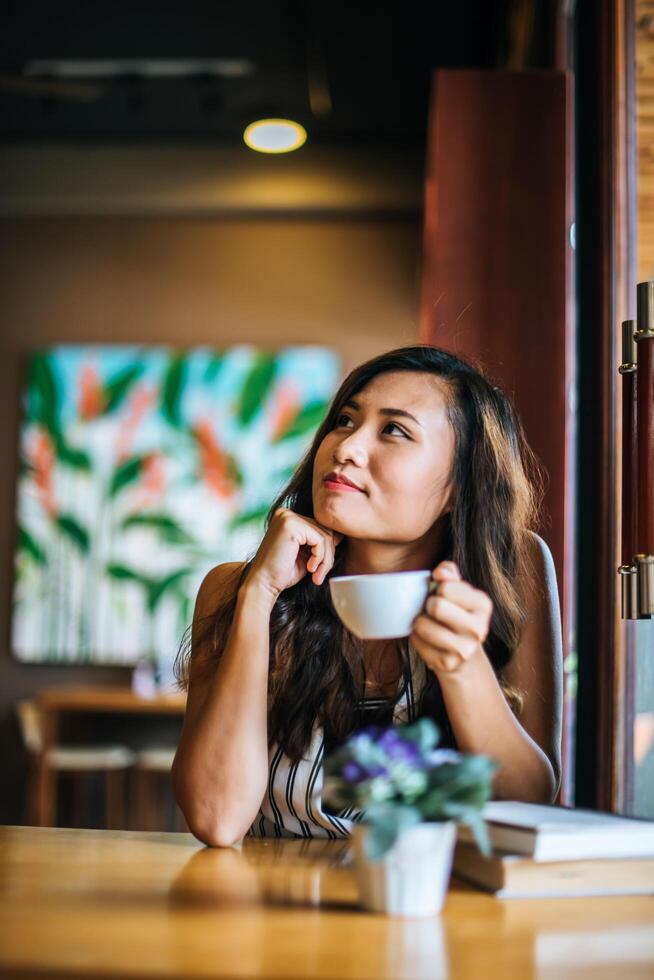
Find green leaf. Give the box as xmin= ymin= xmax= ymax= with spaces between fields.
xmin=55 ymin=513 xmax=90 ymax=553
xmin=400 ymin=717 xmax=441 ymax=753
xmin=161 ymin=354 xmax=187 ymax=427
xmin=226 ymin=454 xmax=244 ymax=487
xmin=237 ymin=353 xmax=277 ymax=426
xmin=272 ymin=399 xmax=329 ymax=443
xmin=363 ymin=804 xmax=422 ymax=860
xmin=228 ymin=505 xmax=270 ymax=530
xmin=27 ymin=352 xmax=60 ymax=441
xmin=18 ymin=526 xmax=47 ymax=566
xmin=462 ymin=813 xmax=493 ymax=857
xmin=108 ymin=455 xmax=148 ymax=498
xmin=55 ymin=436 xmax=92 ymax=471
xmin=146 ymin=568 xmax=193 ymax=613
xmin=172 ymin=586 xmax=193 ymax=630
xmin=121 ymin=513 xmax=195 ymax=546
xmin=103 ymin=364 xmax=144 ymax=415
xmin=105 ymin=563 xmax=153 ymax=589
xmin=204 ymin=353 xmax=224 ymax=385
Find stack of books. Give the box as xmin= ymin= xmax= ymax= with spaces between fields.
xmin=453 ymin=801 xmax=654 ymax=898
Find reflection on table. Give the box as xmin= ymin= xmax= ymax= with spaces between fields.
xmin=1 ymin=826 xmax=653 ymax=979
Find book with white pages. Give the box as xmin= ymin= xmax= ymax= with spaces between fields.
xmin=452 ymin=841 xmax=654 ymax=898
xmin=456 ymin=800 xmax=654 ymax=861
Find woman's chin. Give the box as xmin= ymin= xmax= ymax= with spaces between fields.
xmin=313 ymin=501 xmax=356 ymax=536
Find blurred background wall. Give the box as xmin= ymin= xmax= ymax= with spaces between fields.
xmin=0 ymin=204 xmax=422 ymax=824
xmin=0 ymin=1 xmax=571 ymax=826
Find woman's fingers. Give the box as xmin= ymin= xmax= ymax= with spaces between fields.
xmin=434 ymin=579 xmax=492 ymax=616
xmin=411 ymin=614 xmax=480 ymax=660
xmin=313 ymin=531 xmax=339 ymax=584
xmin=411 ymin=560 xmax=494 ymax=675
xmin=307 ymin=532 xmax=336 ymax=584
xmin=306 ymin=536 xmax=325 ymax=575
xmin=410 ymin=632 xmax=462 ymax=674
xmin=425 ymin=594 xmax=488 ymax=642
xmin=432 ymin=560 xmax=462 ymax=582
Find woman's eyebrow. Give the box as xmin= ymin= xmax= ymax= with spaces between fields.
xmin=343 ymin=398 xmax=423 ymax=427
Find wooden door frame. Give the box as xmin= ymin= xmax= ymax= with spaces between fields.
xmin=573 ymin=0 xmax=637 ymax=812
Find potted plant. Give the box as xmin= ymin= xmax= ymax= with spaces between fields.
xmin=323 ymin=717 xmax=498 ymax=916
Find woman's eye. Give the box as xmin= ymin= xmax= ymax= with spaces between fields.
xmin=336 ymin=414 xmax=409 ymax=439
xmin=383 ymin=422 xmax=407 ymax=437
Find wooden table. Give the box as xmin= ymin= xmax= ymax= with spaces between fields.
xmin=35 ymin=686 xmax=186 ymax=826
xmin=0 ymin=826 xmax=652 ymax=979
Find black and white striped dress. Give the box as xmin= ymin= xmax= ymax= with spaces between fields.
xmin=244 ymin=642 xmax=428 ymax=839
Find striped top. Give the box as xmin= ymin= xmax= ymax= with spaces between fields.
xmin=244 ymin=642 xmax=428 ymax=839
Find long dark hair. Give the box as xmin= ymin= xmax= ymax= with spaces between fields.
xmin=175 ymin=345 xmax=545 ymax=762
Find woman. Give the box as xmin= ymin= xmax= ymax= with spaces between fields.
xmin=172 ymin=345 xmax=563 ymax=846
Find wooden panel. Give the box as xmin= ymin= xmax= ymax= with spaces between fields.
xmin=419 ymin=69 xmax=572 ymax=609
xmin=568 ymin=0 xmax=636 ymax=813
xmin=637 ymin=0 xmax=654 ymax=278
xmin=419 ymin=70 xmax=575 ymax=800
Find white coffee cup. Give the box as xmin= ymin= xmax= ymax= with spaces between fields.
xmin=329 ymin=569 xmax=435 ymax=639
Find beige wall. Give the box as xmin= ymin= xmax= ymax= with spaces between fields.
xmin=0 ymin=214 xmax=421 ymax=822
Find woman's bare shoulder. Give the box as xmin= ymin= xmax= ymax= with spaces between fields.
xmin=195 ymin=561 xmax=248 ymax=619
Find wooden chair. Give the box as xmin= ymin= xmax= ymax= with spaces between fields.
xmin=133 ymin=747 xmax=188 ymax=832
xmin=15 ymin=699 xmax=136 ymax=829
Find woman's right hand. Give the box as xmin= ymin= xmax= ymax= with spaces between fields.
xmin=244 ymin=508 xmax=343 ymax=603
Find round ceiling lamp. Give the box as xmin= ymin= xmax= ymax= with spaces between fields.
xmin=243 ymin=118 xmax=307 ymax=154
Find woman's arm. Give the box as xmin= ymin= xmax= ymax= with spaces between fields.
xmin=173 ymin=509 xmax=342 ymax=846
xmin=410 ymin=533 xmax=563 ymax=803
xmin=171 ymin=564 xmax=276 ymax=846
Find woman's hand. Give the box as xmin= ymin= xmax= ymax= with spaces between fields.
xmin=244 ymin=508 xmax=343 ymax=603
xmin=410 ymin=561 xmax=493 ymax=676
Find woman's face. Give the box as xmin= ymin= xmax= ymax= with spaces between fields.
xmin=312 ymin=371 xmax=455 ymax=543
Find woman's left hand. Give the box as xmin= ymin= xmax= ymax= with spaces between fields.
xmin=410 ymin=561 xmax=494 ymax=676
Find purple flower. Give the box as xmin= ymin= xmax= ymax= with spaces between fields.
xmin=378 ymin=730 xmax=423 ymax=766
xmin=342 ymin=762 xmax=366 ymax=783
xmin=366 ymin=763 xmax=389 ymax=778
xmin=342 ymin=761 xmax=388 ymax=783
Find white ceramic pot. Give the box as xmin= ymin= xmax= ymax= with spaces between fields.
xmin=352 ymin=821 xmax=456 ymax=916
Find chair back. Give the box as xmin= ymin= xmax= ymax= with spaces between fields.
xmin=15 ymin=699 xmax=44 ymax=755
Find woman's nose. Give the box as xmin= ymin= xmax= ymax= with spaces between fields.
xmin=333 ymin=432 xmax=368 ymax=466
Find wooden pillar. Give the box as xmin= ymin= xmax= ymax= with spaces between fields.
xmin=419 ymin=69 xmax=575 ymax=802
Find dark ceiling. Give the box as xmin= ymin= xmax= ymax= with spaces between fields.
xmin=0 ymin=1 xmax=511 ymax=145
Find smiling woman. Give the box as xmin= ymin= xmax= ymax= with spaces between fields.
xmin=172 ymin=345 xmax=562 ymax=846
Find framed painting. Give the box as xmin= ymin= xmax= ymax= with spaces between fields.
xmin=12 ymin=344 xmax=341 ymax=669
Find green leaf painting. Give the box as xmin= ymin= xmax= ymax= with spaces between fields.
xmin=272 ymin=399 xmax=330 ymax=442
xmin=109 ymin=455 xmax=150 ymax=498
xmin=227 ymin=505 xmax=271 ymax=531
xmin=12 ymin=345 xmax=340 ymax=666
xmin=237 ymin=352 xmax=277 ymax=425
xmin=161 ymin=354 xmax=187 ymax=427
xmin=121 ymin=513 xmax=196 ymax=546
xmin=104 ymin=364 xmax=144 ymax=415
xmin=18 ymin=526 xmax=47 ymax=566
xmin=55 ymin=514 xmax=90 ymax=553
xmin=27 ymin=352 xmax=60 ymax=439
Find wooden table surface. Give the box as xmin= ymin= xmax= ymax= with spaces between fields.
xmin=1 ymin=826 xmax=653 ymax=979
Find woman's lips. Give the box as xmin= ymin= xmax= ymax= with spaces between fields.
xmin=323 ymin=479 xmax=364 ymax=493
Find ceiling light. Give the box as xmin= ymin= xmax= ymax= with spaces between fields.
xmin=24 ymin=59 xmax=255 ymax=79
xmin=243 ymin=119 xmax=307 ymax=154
